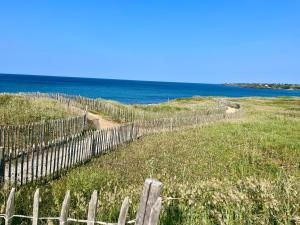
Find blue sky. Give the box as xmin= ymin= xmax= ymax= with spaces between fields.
xmin=0 ymin=1 xmax=299 ymax=83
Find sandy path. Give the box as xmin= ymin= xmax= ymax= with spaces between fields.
xmin=69 ymin=105 xmax=120 ymax=129
xmin=226 ymin=107 xmax=238 ymax=114
xmin=86 ymin=112 xmax=120 ymax=129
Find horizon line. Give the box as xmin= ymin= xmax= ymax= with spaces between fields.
xmin=0 ymin=72 xmax=222 ymax=85
xmin=1 ymin=72 xmax=299 ymax=85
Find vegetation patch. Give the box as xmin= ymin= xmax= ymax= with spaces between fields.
xmin=1 ymin=97 xmax=299 ymax=224
xmin=0 ymin=94 xmax=78 ymax=125
xmin=132 ymin=103 xmax=187 ymax=113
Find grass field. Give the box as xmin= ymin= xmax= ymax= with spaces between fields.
xmin=0 ymin=94 xmax=78 ymax=125
xmin=1 ymin=96 xmax=300 ymax=225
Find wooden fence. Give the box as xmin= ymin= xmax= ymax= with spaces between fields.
xmin=16 ymin=92 xmax=141 ymax=122
xmin=0 ymin=123 xmax=139 ymax=186
xmin=0 ymin=110 xmax=240 ymax=187
xmin=16 ymin=92 xmax=227 ymax=123
xmin=137 ymin=110 xmax=240 ymax=135
xmin=0 ymin=115 xmax=87 ymax=159
xmin=0 ymin=92 xmax=241 ymax=188
xmin=0 ymin=178 xmax=162 ymax=225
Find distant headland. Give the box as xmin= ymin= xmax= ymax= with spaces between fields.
xmin=224 ymin=83 xmax=300 ymax=90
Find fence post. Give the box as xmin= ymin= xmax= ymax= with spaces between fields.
xmin=135 ymin=179 xmax=162 ymax=225
xmin=117 ymin=197 xmax=129 ymax=225
xmin=60 ymin=191 xmax=71 ymax=225
xmin=5 ymin=188 xmax=15 ymax=225
xmin=0 ymin=147 xmax=5 ymax=183
xmin=91 ymin=138 xmax=96 ymax=157
xmin=87 ymin=190 xmax=98 ymax=225
xmin=32 ymin=189 xmax=39 ymax=225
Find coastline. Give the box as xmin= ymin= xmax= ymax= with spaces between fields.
xmin=224 ymin=83 xmax=300 ymax=90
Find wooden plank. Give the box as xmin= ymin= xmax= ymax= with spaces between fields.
xmin=135 ymin=179 xmax=151 ymax=225
xmin=31 ymin=144 xmax=35 ymax=182
xmin=5 ymin=188 xmax=15 ymax=225
xmin=117 ymin=197 xmax=129 ymax=225
xmin=45 ymin=142 xmax=49 ymax=177
xmin=75 ymin=135 xmax=80 ymax=164
xmin=66 ymin=139 xmax=72 ymax=169
xmin=40 ymin=142 xmax=45 ymax=178
xmin=87 ymin=190 xmax=98 ymax=225
xmin=14 ymin=148 xmax=18 ymax=185
xmin=135 ymin=179 xmax=162 ymax=225
xmin=8 ymin=152 xmax=12 ymax=186
xmin=49 ymin=142 xmax=54 ymax=175
xmin=52 ymin=142 xmax=57 ymax=179
xmin=60 ymin=141 xmax=66 ymax=171
xmin=0 ymin=147 xmax=4 ymax=183
xmin=20 ymin=151 xmax=24 ymax=185
xmin=32 ymin=189 xmax=39 ymax=225
xmin=60 ymin=190 xmax=71 ymax=225
xmin=67 ymin=137 xmax=71 ymax=167
xmin=26 ymin=145 xmax=29 ymax=184
xmin=55 ymin=141 xmax=61 ymax=178
xmin=70 ymin=139 xmax=75 ymax=167
xmin=91 ymin=138 xmax=96 ymax=157
xmin=147 ymin=197 xmax=162 ymax=225
xmin=35 ymin=144 xmax=40 ymax=180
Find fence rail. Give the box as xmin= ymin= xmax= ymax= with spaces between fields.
xmin=1 ymin=178 xmax=162 ymax=225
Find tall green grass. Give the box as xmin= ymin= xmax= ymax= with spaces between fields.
xmin=0 ymin=94 xmax=77 ymax=125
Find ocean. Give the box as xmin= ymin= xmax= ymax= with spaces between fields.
xmin=0 ymin=74 xmax=299 ymax=104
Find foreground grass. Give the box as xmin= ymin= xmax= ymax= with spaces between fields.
xmin=0 ymin=94 xmax=78 ymax=125
xmin=1 ymin=97 xmax=300 ymax=224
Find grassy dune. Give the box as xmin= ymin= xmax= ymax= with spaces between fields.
xmin=1 ymin=97 xmax=300 ymax=224
xmin=89 ymin=96 xmax=227 ymax=123
xmin=0 ymin=94 xmax=78 ymax=125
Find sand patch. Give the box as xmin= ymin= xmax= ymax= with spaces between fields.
xmin=86 ymin=112 xmax=120 ymax=129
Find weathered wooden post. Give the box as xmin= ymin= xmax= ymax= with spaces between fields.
xmin=117 ymin=197 xmax=129 ymax=225
xmin=32 ymin=189 xmax=39 ymax=225
xmin=91 ymin=137 xmax=96 ymax=158
xmin=60 ymin=191 xmax=71 ymax=225
xmin=0 ymin=147 xmax=5 ymax=183
xmin=5 ymin=188 xmax=15 ymax=225
xmin=136 ymin=179 xmax=162 ymax=225
xmin=87 ymin=190 xmax=98 ymax=225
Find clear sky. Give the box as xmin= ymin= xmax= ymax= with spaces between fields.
xmin=0 ymin=1 xmax=299 ymax=84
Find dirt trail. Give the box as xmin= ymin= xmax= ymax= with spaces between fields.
xmin=226 ymin=106 xmax=238 ymax=114
xmin=86 ymin=112 xmax=120 ymax=129
xmin=70 ymin=105 xmax=120 ymax=129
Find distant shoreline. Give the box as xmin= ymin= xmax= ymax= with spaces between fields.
xmin=224 ymin=83 xmax=300 ymax=90
xmin=1 ymin=74 xmax=300 ymax=103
